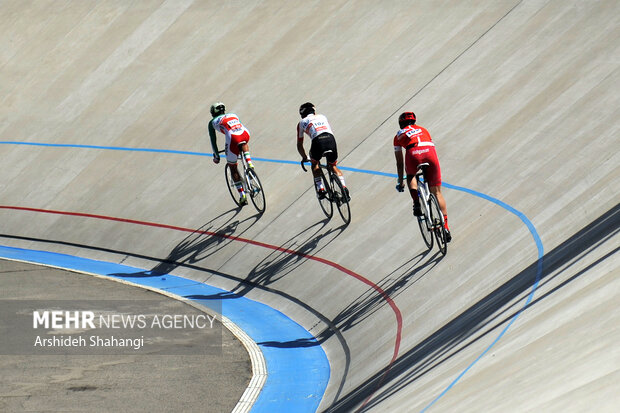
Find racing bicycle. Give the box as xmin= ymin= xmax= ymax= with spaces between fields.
xmin=406 ymin=163 xmax=448 ymax=255
xmin=301 ymin=159 xmax=351 ymax=225
xmin=220 ymin=145 xmax=266 ymax=214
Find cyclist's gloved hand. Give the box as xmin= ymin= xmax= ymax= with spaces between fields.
xmin=395 ymin=183 xmax=405 ymax=192
xmin=213 ymin=154 xmax=220 ymax=164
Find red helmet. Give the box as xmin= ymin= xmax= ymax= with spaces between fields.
xmin=398 ymin=112 xmax=416 ymax=129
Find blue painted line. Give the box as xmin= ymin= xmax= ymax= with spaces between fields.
xmin=3 ymin=140 xmax=546 ymax=410
xmin=0 ymin=141 xmax=211 ymax=157
xmin=0 ymin=245 xmax=329 ymax=413
xmin=339 ymin=166 xmax=396 ymax=178
xmin=419 ymin=183 xmax=544 ymax=412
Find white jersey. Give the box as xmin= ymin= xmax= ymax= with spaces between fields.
xmin=297 ymin=114 xmax=334 ymax=140
xmin=212 ymin=113 xmax=249 ymax=139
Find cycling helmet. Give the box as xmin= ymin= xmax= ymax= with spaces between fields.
xmin=299 ymin=102 xmax=315 ymax=118
xmin=210 ymin=102 xmax=226 ymax=117
xmin=398 ymin=112 xmax=416 ymax=129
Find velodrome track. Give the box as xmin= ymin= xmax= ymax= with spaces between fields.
xmin=1 ymin=1 xmax=619 ymax=412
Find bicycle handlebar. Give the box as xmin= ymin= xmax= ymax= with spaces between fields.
xmin=300 ymin=160 xmax=308 ymax=172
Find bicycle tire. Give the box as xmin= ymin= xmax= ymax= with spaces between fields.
xmin=316 ymin=170 xmax=333 ymax=219
xmin=416 ymin=183 xmax=433 ymax=249
xmin=224 ymin=164 xmax=242 ymax=207
xmin=417 ymin=212 xmax=434 ymax=250
xmin=330 ymin=174 xmax=351 ymax=225
xmin=246 ymin=168 xmax=266 ymax=214
xmin=429 ymin=193 xmax=447 ymax=255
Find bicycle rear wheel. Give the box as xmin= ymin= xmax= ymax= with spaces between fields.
xmin=316 ymin=172 xmax=333 ymax=219
xmin=246 ymin=168 xmax=266 ymax=214
xmin=429 ymin=193 xmax=447 ymax=255
xmin=416 ymin=184 xmax=433 ymax=250
xmin=417 ymin=210 xmax=433 ymax=250
xmin=330 ymin=174 xmax=351 ymax=225
xmin=224 ymin=164 xmax=242 ymax=207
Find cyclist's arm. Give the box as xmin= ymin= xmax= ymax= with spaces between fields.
xmin=296 ymin=122 xmax=308 ymax=161
xmin=394 ymin=147 xmax=404 ymax=184
xmin=208 ymin=120 xmax=219 ymax=155
xmin=297 ymin=138 xmax=308 ymax=161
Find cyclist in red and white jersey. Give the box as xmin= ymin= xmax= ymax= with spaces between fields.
xmin=296 ymin=102 xmax=349 ymax=200
xmin=209 ymin=102 xmax=254 ymax=205
xmin=394 ymin=111 xmax=451 ymax=241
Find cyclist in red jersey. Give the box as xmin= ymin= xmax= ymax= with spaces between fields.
xmin=393 ymin=112 xmax=451 ymax=242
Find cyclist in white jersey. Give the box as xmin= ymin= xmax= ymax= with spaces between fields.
xmin=209 ymin=102 xmax=254 ymax=205
xmin=296 ymin=102 xmax=349 ymax=200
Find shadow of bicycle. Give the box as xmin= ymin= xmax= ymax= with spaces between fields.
xmin=109 ymin=208 xmax=261 ymax=278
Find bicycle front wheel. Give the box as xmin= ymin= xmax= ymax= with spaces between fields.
xmin=330 ymin=174 xmax=351 ymax=225
xmin=246 ymin=168 xmax=266 ymax=214
xmin=429 ymin=193 xmax=447 ymax=255
xmin=224 ymin=164 xmax=242 ymax=207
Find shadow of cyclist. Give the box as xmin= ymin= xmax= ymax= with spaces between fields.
xmin=109 ymin=208 xmax=261 ymax=278
xmin=228 ymin=219 xmax=347 ymax=297
xmin=312 ymin=249 xmax=443 ymax=346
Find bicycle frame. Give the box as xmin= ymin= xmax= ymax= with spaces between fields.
xmin=220 ymin=144 xmax=266 ymax=213
xmin=301 ymin=160 xmax=351 ymax=225
xmin=415 ymin=171 xmax=432 ymax=230
xmin=414 ymin=163 xmax=447 ymax=254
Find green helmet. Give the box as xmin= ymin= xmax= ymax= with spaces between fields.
xmin=210 ymin=102 xmax=225 ymax=117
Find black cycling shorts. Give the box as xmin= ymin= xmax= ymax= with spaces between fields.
xmin=309 ymin=133 xmax=338 ymax=164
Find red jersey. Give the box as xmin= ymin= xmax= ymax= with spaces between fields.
xmin=393 ymin=125 xmax=434 ymax=150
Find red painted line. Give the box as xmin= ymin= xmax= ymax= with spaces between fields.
xmin=1 ymin=205 xmax=402 ymax=407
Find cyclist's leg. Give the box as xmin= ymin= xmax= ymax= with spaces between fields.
xmin=323 ymin=137 xmax=340 ymax=176
xmin=328 ymin=161 xmax=349 ymax=199
xmin=310 ymin=160 xmax=322 ymax=177
xmin=324 ymin=135 xmax=347 ymax=189
xmin=237 ymin=131 xmax=253 ymax=168
xmin=228 ymin=162 xmax=247 ymax=203
xmin=329 ymin=162 xmax=342 ymax=176
xmin=406 ymin=174 xmax=417 ymax=197
xmin=424 ymin=148 xmax=450 ymax=234
xmin=404 ymin=150 xmax=421 ymax=207
xmin=423 ymin=148 xmax=444 ymax=214
xmin=407 ymin=174 xmax=423 ymax=216
xmin=430 ymin=186 xmax=448 ymax=220
xmin=309 ymin=139 xmax=326 ymax=192
xmin=226 ymin=138 xmax=246 ymax=201
xmin=431 ymin=185 xmax=450 ymax=240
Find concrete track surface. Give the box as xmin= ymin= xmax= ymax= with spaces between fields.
xmin=1 ymin=1 xmax=619 ymax=412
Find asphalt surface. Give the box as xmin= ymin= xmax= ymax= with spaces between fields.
xmin=0 ymin=259 xmax=250 ymax=413
xmin=1 ymin=0 xmax=619 ymax=412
